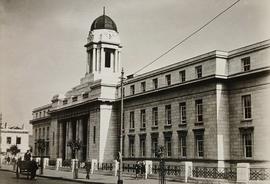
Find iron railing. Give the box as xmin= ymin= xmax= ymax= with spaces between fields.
xmin=250 ymin=168 xmax=270 ymax=181
xmin=191 ymin=166 xmax=236 ymax=181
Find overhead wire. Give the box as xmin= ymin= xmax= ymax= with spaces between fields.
xmin=133 ymin=0 xmax=241 ymax=75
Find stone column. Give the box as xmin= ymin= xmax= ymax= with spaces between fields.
xmin=134 ymin=134 xmax=139 ymax=157
xmin=92 ymin=48 xmax=96 ymax=72
xmin=114 ymin=50 xmax=117 ymax=72
xmin=117 ymin=51 xmax=121 ymax=72
xmin=97 ymin=48 xmax=101 ymax=72
xmin=59 ymin=122 xmax=63 ymax=158
xmin=158 ymin=132 xmax=164 ymax=148
xmin=65 ymin=121 xmax=70 ymax=159
xmin=145 ymin=133 xmax=151 ymax=157
xmin=78 ymin=119 xmax=84 ymax=160
xmin=100 ymin=48 xmax=104 ymax=72
xmin=172 ymin=131 xmax=178 ymax=158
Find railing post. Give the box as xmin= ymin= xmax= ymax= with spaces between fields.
xmin=91 ymin=159 xmax=98 ymax=174
xmin=184 ymin=161 xmax=192 ymax=183
xmin=237 ymin=163 xmax=250 ymax=183
xmin=56 ymin=158 xmax=62 ymax=171
xmin=113 ymin=160 xmax=119 ymax=176
xmin=43 ymin=158 xmax=49 ymax=168
xmin=145 ymin=160 xmax=153 ymax=178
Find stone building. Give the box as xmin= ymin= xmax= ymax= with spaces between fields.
xmin=0 ymin=123 xmax=29 ymax=157
xmin=30 ymin=13 xmax=270 ymax=167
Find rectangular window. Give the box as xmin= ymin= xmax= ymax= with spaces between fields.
xmin=165 ymin=74 xmax=171 ymax=86
xmin=179 ymin=102 xmax=187 ymax=124
xmin=165 ymin=136 xmax=172 ymax=157
xmin=141 ymin=82 xmax=146 ymax=92
xmin=195 ymin=99 xmax=203 ymax=123
xmin=52 ymin=132 xmax=55 ymax=146
xmin=195 ymin=133 xmax=204 ymax=157
xmin=179 ymin=135 xmax=187 ymax=157
xmin=6 ymin=137 xmax=11 ymax=144
xmin=165 ymin=105 xmax=172 ymax=125
xmin=105 ymin=49 xmax=113 ymax=68
xmin=123 ymin=87 xmax=125 ymax=97
xmin=152 ymin=78 xmax=158 ymax=89
xmin=152 ymin=107 xmax=158 ymax=126
xmin=140 ymin=137 xmax=146 ymax=157
xmin=93 ymin=126 xmax=96 ymax=144
xmin=140 ymin=109 xmax=146 ymax=128
xmin=72 ymin=96 xmax=77 ymax=102
xmin=16 ymin=137 xmax=21 ymax=144
xmin=47 ymin=127 xmax=50 ymax=139
xmin=35 ymin=129 xmax=37 ymax=140
xmin=63 ymin=99 xmax=68 ymax=105
xmin=242 ymin=131 xmax=253 ymax=158
xmin=129 ymin=137 xmax=135 ymax=157
xmin=39 ymin=128 xmax=41 ymax=139
xmin=242 ymin=95 xmax=252 ymax=119
xmin=179 ymin=70 xmax=186 ymax=82
xmin=242 ymin=57 xmax=250 ymax=71
xmin=151 ymin=137 xmax=158 ymax=157
xmin=43 ymin=128 xmax=45 ymax=138
xmin=83 ymin=93 xmax=89 ymax=99
xmin=130 ymin=85 xmax=135 ymax=95
xmin=129 ymin=111 xmax=135 ymax=129
xmin=196 ymin=65 xmax=202 ymax=78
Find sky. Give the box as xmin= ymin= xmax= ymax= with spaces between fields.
xmin=0 ymin=0 xmax=269 ymax=132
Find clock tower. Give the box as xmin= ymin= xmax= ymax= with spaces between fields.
xmin=84 ymin=11 xmax=121 ymax=84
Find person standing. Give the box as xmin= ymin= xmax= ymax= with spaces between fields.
xmin=24 ymin=150 xmax=31 ymax=161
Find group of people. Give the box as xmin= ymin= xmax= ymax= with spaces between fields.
xmin=135 ymin=161 xmax=146 ymax=179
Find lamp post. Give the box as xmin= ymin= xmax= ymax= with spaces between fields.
xmin=37 ymin=139 xmax=45 ymax=175
xmin=67 ymin=139 xmax=81 ymax=179
xmin=117 ymin=68 xmax=124 ymax=184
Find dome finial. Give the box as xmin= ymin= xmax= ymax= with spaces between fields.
xmin=103 ymin=6 xmax=105 ymax=16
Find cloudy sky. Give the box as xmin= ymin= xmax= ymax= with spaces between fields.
xmin=0 ymin=0 xmax=269 ymax=132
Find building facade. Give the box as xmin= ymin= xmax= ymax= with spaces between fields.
xmin=30 ymin=13 xmax=270 ymax=167
xmin=0 ymin=124 xmax=29 ymax=157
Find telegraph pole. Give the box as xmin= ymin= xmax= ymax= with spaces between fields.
xmin=118 ymin=68 xmax=124 ymax=184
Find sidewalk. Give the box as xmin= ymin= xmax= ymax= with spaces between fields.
xmin=0 ymin=164 xmax=187 ymax=184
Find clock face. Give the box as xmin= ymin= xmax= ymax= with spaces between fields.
xmin=106 ymin=32 xmax=113 ymax=39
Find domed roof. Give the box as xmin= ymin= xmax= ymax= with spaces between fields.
xmin=90 ymin=15 xmax=118 ymax=32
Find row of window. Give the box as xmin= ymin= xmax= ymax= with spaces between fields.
xmin=127 ymin=94 xmax=252 ymax=130
xmin=128 ymin=65 xmax=202 ymax=96
xmin=62 ymin=93 xmax=89 ymax=105
xmin=128 ymin=99 xmax=204 ymax=130
xmin=127 ymin=130 xmax=253 ymax=158
xmin=34 ymin=109 xmax=49 ymax=119
xmin=34 ymin=126 xmax=50 ymax=140
xmin=126 ymin=56 xmax=251 ymax=97
xmin=6 ymin=137 xmax=21 ymax=145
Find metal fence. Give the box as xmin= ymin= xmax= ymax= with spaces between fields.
xmin=151 ymin=164 xmax=185 ymax=177
xmin=191 ymin=166 xmax=237 ymax=181
xmin=122 ymin=163 xmax=136 ymax=173
xmin=250 ymin=168 xmax=270 ymax=181
xmin=98 ymin=162 xmax=113 ymax=171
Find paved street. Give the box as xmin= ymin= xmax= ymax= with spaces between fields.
xmin=0 ymin=170 xmax=79 ymax=184
xmin=0 ymin=165 xmax=187 ymax=184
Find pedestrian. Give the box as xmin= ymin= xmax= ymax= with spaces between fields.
xmin=7 ymin=156 xmax=10 ymax=164
xmin=141 ymin=161 xmax=146 ymax=179
xmin=24 ymin=150 xmax=31 ymax=161
xmin=30 ymin=159 xmax=38 ymax=179
xmin=135 ymin=161 xmax=140 ymax=179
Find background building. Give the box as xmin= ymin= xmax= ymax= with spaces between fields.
xmin=30 ymin=13 xmax=270 ymax=167
xmin=0 ymin=123 xmax=29 ymax=157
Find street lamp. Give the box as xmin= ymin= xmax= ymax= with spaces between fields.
xmin=117 ymin=68 xmax=124 ymax=184
xmin=36 ymin=139 xmax=46 ymax=175
xmin=67 ymin=139 xmax=81 ymax=179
